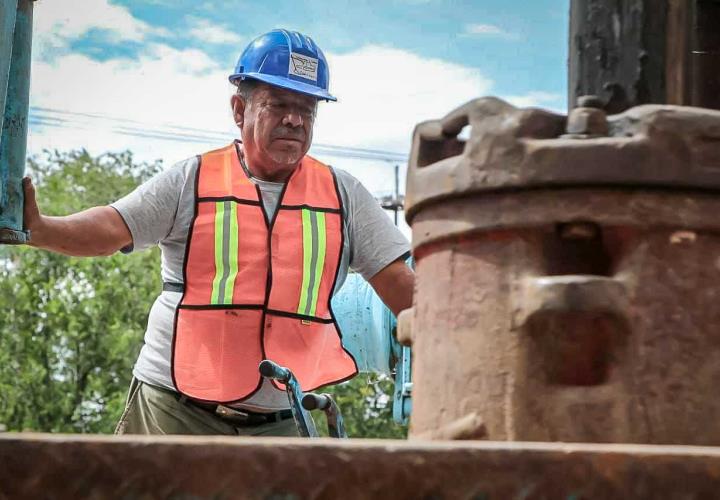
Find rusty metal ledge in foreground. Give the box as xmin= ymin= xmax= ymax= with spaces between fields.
xmin=3 ymin=434 xmax=720 ymax=499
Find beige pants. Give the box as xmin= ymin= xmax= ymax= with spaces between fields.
xmin=115 ymin=378 xmax=299 ymax=437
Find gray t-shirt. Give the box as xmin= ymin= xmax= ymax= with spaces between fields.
xmin=111 ymin=152 xmax=410 ymax=411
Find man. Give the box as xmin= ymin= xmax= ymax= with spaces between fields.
xmin=22 ymin=29 xmax=414 ymax=437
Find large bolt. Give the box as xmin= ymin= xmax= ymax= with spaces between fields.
xmin=565 ymin=95 xmax=609 ymax=137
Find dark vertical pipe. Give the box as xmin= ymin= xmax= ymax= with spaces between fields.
xmin=690 ymin=0 xmax=720 ymax=110
xmin=394 ymin=164 xmax=399 ymax=226
xmin=0 ymin=0 xmax=33 ymax=244
xmin=665 ymin=0 xmax=691 ymax=105
xmin=568 ymin=0 xmax=669 ymax=113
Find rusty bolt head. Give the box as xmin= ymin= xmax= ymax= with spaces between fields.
xmin=565 ymin=107 xmax=609 ymax=137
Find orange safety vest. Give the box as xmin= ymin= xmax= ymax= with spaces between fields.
xmin=171 ymin=143 xmax=358 ymax=403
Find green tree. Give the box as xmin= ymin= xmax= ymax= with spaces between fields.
xmin=318 ymin=374 xmax=407 ymax=439
xmin=0 ymin=149 xmax=408 ymax=438
xmin=0 ymin=150 xmax=162 ymax=433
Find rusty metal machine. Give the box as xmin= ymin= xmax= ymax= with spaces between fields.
xmin=403 ymin=97 xmax=720 ymax=444
xmin=400 ymin=0 xmax=720 ymax=445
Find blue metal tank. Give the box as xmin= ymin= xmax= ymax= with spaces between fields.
xmin=331 ymin=272 xmax=412 ymax=424
xmin=332 ymin=272 xmax=396 ymax=375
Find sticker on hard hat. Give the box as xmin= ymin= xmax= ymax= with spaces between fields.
xmin=289 ymin=52 xmax=319 ymax=82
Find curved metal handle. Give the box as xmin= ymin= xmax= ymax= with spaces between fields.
xmin=258 ymin=359 xmax=290 ymax=383
xmin=302 ymin=393 xmax=330 ymax=411
xmin=301 ymin=392 xmax=347 ymax=438
xmin=515 ymin=275 xmax=629 ymax=328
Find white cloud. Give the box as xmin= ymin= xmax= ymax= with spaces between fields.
xmin=463 ymin=23 xmax=517 ymax=40
xmin=26 ymin=2 xmax=561 ymax=201
xmin=503 ymin=91 xmax=565 ymax=111
xmin=28 ymin=40 xmax=495 ymax=160
xmin=316 ymin=45 xmax=493 ymax=153
xmin=29 ymin=43 xmax=237 ymax=164
xmin=33 ymin=0 xmax=168 ymax=54
xmin=186 ymin=17 xmax=244 ymax=45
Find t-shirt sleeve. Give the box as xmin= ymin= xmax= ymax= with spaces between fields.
xmin=337 ymin=169 xmax=411 ymax=280
xmin=110 ymin=157 xmax=196 ymax=253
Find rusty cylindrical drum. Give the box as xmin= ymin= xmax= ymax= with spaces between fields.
xmin=402 ymin=97 xmax=720 ymax=444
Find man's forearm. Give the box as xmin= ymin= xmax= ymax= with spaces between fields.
xmin=369 ymin=259 xmax=415 ymax=316
xmin=29 ymin=206 xmax=132 ymax=257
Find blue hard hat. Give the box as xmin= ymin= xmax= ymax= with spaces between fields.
xmin=229 ymin=29 xmax=337 ymax=102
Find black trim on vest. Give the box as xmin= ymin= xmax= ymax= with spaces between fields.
xmin=268 ymin=166 xmax=361 ymax=395
xmin=219 ymin=149 xmax=279 ymax=405
xmin=177 ymin=304 xmax=264 ymax=311
xmin=257 ymin=167 xmax=295 ymax=393
xmin=323 ymin=166 xmax=360 ymax=383
xmin=278 ymin=204 xmax=342 ymax=214
xmin=265 ymin=309 xmax=335 ymax=324
xmin=170 ymin=154 xmax=202 ymax=396
xmin=197 ymin=196 xmax=262 ymax=207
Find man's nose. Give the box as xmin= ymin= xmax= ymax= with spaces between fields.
xmin=282 ymin=111 xmax=303 ymax=128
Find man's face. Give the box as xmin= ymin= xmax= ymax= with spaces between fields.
xmin=237 ymin=83 xmax=318 ymax=175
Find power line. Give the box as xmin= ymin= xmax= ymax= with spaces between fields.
xmin=28 ymin=106 xmax=409 ymax=163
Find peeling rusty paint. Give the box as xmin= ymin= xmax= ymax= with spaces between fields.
xmin=405 ymin=99 xmax=720 ymax=444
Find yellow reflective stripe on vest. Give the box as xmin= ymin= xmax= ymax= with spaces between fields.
xmin=210 ymin=201 xmax=239 ymax=304
xmin=297 ymin=209 xmax=327 ymax=316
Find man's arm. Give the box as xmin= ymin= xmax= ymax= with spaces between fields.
xmin=368 ymin=258 xmax=414 ymax=316
xmin=23 ymin=177 xmax=132 ymax=257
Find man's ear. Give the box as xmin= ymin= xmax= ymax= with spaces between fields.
xmin=230 ymin=94 xmax=246 ymax=129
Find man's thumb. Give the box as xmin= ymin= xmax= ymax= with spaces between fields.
xmin=22 ymin=176 xmax=40 ymax=221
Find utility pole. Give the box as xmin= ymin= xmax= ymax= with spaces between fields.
xmin=393 ymin=164 xmax=399 ymax=226
xmin=377 ymin=164 xmax=404 ymax=227
xmin=569 ymin=0 xmax=720 ymax=112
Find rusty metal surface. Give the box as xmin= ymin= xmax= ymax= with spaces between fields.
xmin=410 ymin=189 xmax=720 ymax=249
xmin=4 ymin=434 xmax=720 ymax=499
xmin=405 ymin=100 xmax=720 ymax=444
xmin=405 ymin=99 xmax=720 ymax=223
xmin=409 ymin=218 xmax=720 ymax=444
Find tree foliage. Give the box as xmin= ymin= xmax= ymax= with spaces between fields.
xmin=0 ymin=149 xmax=406 ymax=438
xmin=318 ymin=374 xmax=407 ymax=439
xmin=0 ymin=150 xmax=162 ymax=433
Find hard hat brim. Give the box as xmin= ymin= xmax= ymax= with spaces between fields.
xmin=229 ymin=73 xmax=337 ymax=102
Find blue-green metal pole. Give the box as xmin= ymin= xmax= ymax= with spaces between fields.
xmin=0 ymin=0 xmax=32 ymax=244
xmin=0 ymin=0 xmax=19 ymax=137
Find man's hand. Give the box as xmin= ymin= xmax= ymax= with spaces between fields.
xmin=22 ymin=176 xmax=132 ymax=257
xmin=22 ymin=176 xmax=43 ymax=235
xmin=368 ymin=258 xmax=414 ymax=317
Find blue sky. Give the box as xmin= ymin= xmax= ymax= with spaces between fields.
xmin=28 ymin=0 xmax=570 ymax=201
xmin=73 ymin=0 xmax=568 ymax=105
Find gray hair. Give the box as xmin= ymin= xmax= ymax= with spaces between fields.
xmin=234 ymin=79 xmax=257 ymax=103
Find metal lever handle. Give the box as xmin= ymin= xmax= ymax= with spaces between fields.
xmin=258 ymin=359 xmax=318 ymax=438
xmin=302 ymin=393 xmax=330 ymax=411
xmin=301 ymin=392 xmax=347 ymax=438
xmin=258 ymin=359 xmax=289 ymax=382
